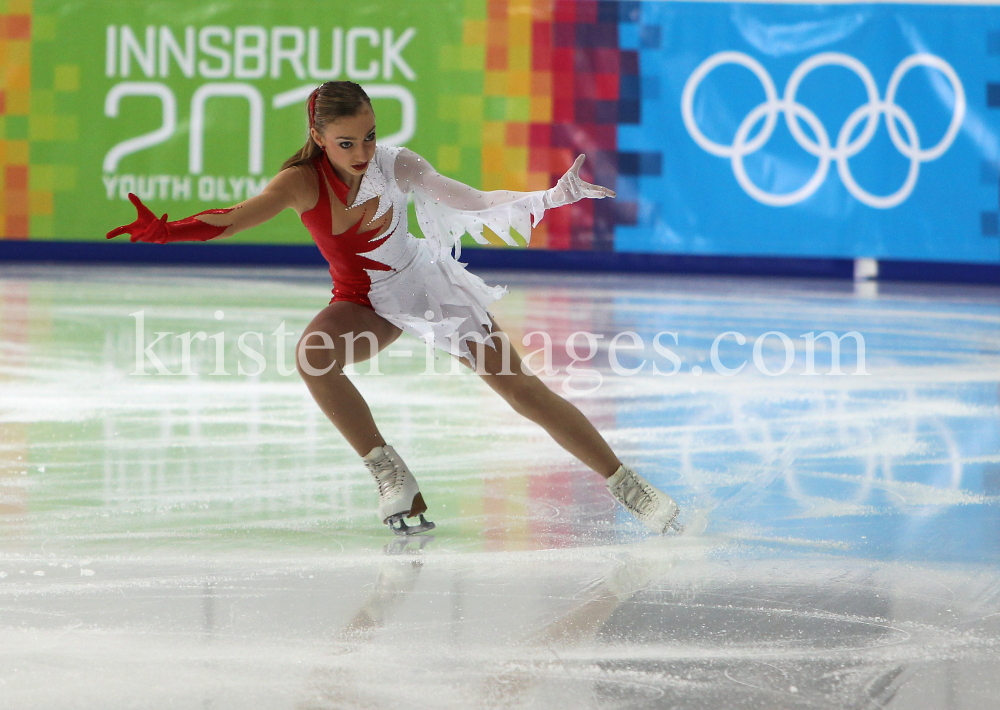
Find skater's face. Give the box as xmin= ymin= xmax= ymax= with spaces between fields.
xmin=312 ymin=104 xmax=377 ymax=179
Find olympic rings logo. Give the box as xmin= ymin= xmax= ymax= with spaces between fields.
xmin=681 ymin=52 xmax=966 ymax=208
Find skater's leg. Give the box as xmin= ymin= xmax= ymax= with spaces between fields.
xmin=455 ymin=319 xmax=681 ymax=533
xmin=299 ymin=303 xmax=433 ymax=534
xmin=453 ymin=319 xmax=621 ymax=479
xmin=296 ymin=302 xmax=403 ymax=456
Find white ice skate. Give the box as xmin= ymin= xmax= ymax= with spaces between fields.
xmin=363 ymin=444 xmax=435 ymax=536
xmin=607 ymin=465 xmax=682 ymax=534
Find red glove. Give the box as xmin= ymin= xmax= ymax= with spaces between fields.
xmin=106 ymin=193 xmax=233 ymax=243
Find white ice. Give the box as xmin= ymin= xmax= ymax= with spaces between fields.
xmin=0 ymin=264 xmax=998 ymax=709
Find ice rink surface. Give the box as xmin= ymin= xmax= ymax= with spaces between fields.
xmin=1 ymin=264 xmax=998 ymax=709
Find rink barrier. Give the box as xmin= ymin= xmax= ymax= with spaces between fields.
xmin=1 ymin=241 xmax=997 ymax=284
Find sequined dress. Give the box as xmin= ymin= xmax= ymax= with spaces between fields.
xmin=300 ymin=145 xmax=549 ymax=362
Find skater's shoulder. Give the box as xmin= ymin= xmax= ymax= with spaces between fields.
xmin=374 ymin=144 xmax=409 ymax=192
xmin=375 ymin=143 xmax=404 ymax=158
xmin=375 ymin=143 xmax=405 ymax=168
xmin=273 ymin=162 xmax=319 ymax=214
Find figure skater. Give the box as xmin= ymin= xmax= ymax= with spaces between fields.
xmin=107 ymin=81 xmax=681 ymax=536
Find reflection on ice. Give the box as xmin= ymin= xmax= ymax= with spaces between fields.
xmin=0 ymin=265 xmax=998 ymax=708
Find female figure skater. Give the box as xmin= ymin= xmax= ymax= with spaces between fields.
xmin=107 ymin=81 xmax=681 ymax=536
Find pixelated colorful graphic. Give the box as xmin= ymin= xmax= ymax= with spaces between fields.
xmin=4 ymin=0 xmax=657 ymax=253
xmin=436 ymin=0 xmax=647 ymax=251
xmin=0 ymin=0 xmax=80 ymax=240
xmin=1 ymin=0 xmax=32 ymax=239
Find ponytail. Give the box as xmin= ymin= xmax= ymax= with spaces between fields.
xmin=280 ymin=135 xmax=324 ymax=172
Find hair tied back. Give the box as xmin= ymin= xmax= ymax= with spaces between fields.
xmin=307 ymin=88 xmax=319 ymax=129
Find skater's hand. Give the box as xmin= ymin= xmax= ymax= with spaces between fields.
xmin=544 ymin=155 xmax=616 ymax=208
xmin=106 ymin=193 xmax=170 ymax=243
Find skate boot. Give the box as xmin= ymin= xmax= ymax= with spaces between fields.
xmin=363 ymin=444 xmax=435 ymax=536
xmin=607 ymin=464 xmax=682 ymax=534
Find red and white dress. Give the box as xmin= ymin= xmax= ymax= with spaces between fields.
xmin=300 ymin=145 xmax=550 ymax=362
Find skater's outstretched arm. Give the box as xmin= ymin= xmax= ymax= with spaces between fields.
xmin=392 ymin=149 xmax=615 ymax=212
xmin=106 ymin=166 xmax=312 ymax=243
xmin=393 ymin=149 xmax=614 ymax=257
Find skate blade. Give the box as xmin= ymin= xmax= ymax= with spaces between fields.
xmin=388 ymin=513 xmax=435 ymax=536
xmin=663 ymin=508 xmax=684 ymax=535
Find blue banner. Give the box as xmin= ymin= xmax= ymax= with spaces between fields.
xmin=617 ymin=3 xmax=1000 ymax=264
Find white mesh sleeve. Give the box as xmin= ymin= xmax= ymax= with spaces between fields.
xmin=393 ymin=148 xmax=548 ymax=260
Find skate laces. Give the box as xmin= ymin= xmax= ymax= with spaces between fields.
xmin=365 ymin=452 xmax=404 ymax=499
xmin=613 ymin=469 xmax=657 ymax=518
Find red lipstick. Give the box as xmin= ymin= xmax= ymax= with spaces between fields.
xmin=352 ymin=161 xmax=369 ymax=171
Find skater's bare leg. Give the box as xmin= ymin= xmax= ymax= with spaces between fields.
xmin=296 ymin=302 xmax=403 ymax=456
xmin=453 ymin=319 xmax=621 ymax=479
